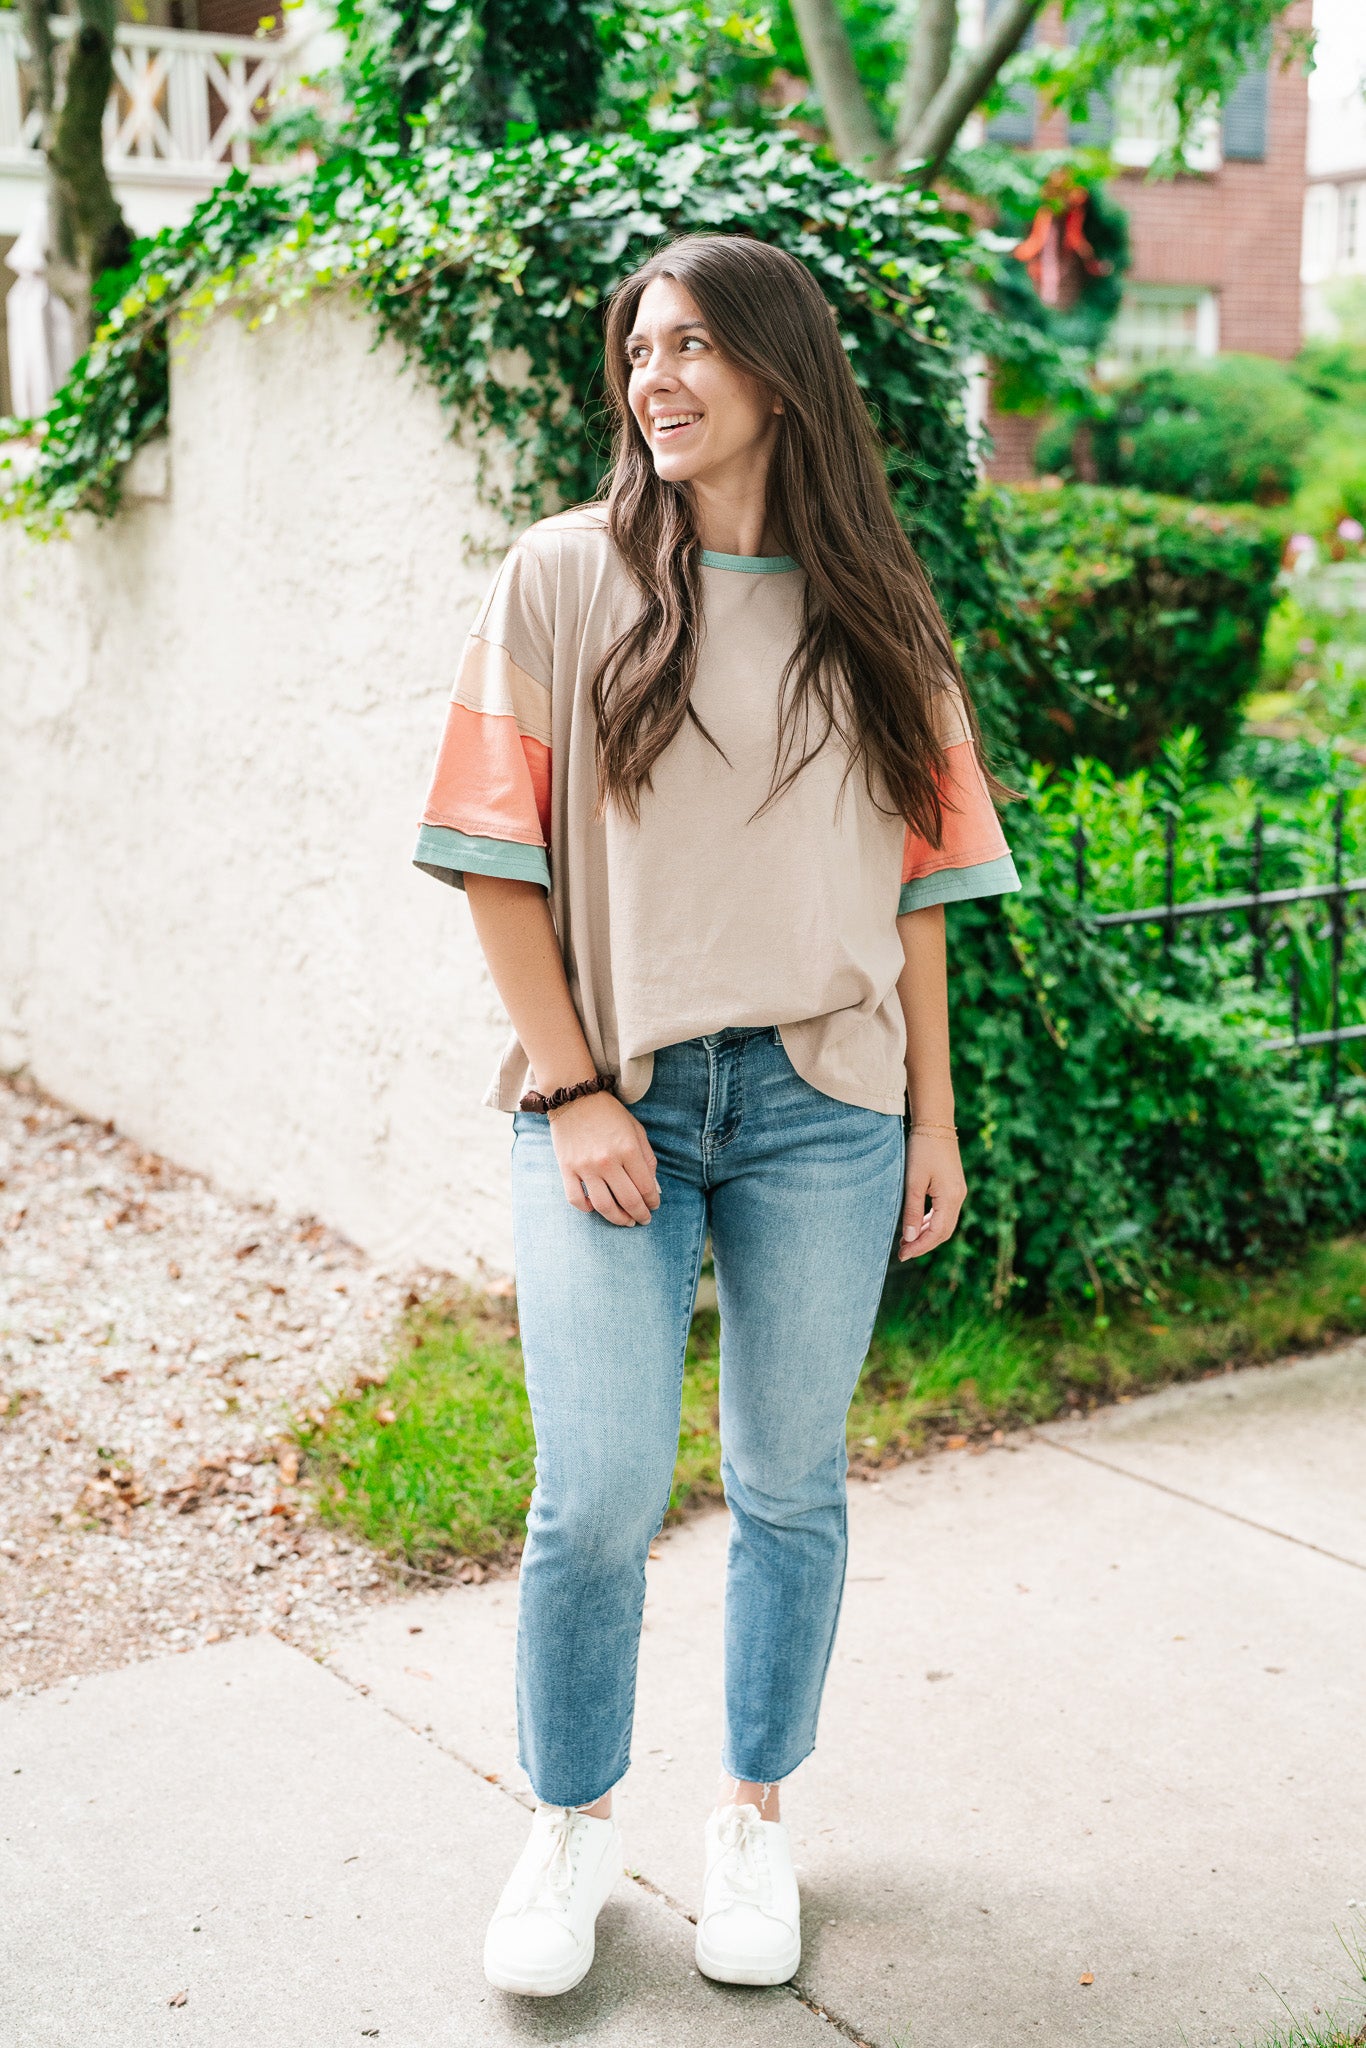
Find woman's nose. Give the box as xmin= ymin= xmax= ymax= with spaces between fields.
xmin=636 ymin=351 xmax=677 ymax=394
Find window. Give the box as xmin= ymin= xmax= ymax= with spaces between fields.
xmin=1100 ymin=286 xmax=1220 ymax=374
xmin=1303 ymin=185 xmax=1339 ymax=283
xmin=1111 ymin=66 xmax=1221 ymax=173
xmin=1341 ymin=184 xmax=1365 ymax=269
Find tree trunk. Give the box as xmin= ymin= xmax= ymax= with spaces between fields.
xmin=19 ymin=0 xmax=132 ymax=351
xmin=785 ymin=0 xmax=882 ymax=165
xmin=897 ymin=0 xmax=1045 ymax=176
xmin=891 ymin=0 xmax=957 ymax=173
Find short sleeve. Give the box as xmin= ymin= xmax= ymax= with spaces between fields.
xmin=413 ymin=541 xmax=555 ymax=893
xmin=898 ymin=686 xmax=1020 ymax=914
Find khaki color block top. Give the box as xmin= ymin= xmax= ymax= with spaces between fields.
xmin=415 ymin=507 xmax=1019 ymax=1117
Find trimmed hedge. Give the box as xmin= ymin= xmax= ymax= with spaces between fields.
xmin=1090 ymin=354 xmax=1315 ymax=505
xmin=990 ymin=482 xmax=1282 ymax=771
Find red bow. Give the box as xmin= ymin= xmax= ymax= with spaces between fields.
xmin=1012 ymin=193 xmax=1111 ymax=305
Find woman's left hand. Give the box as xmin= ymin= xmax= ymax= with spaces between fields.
xmin=896 ymin=1131 xmax=966 ymax=1261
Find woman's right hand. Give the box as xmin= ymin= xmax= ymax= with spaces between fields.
xmin=549 ymin=1094 xmax=662 ymax=1225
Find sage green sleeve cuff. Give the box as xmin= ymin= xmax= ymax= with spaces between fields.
xmin=898 ymin=852 xmax=1020 ymax=916
xmin=413 ymin=824 xmax=550 ymax=893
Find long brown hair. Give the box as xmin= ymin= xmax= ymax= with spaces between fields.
xmin=590 ymin=233 xmax=1008 ymax=841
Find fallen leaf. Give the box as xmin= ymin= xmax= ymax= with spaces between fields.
xmin=100 ymin=1366 xmax=129 ymax=1385
xmin=1079 ymin=1973 xmax=1094 ymax=1986
xmin=234 ymin=1241 xmax=260 ymax=1260
xmin=407 ymin=1625 xmax=423 ymax=1635
xmin=166 ymin=1261 xmax=181 ymax=1280
xmin=945 ymin=1434 xmax=968 ymax=1451
xmin=76 ymin=1462 xmax=150 ymax=1525
xmin=168 ymin=1989 xmax=188 ymax=2007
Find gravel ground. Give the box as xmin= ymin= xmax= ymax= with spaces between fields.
xmin=0 ymin=1074 xmax=436 ymax=1699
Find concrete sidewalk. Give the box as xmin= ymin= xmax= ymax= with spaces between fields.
xmin=3 ymin=1346 xmax=1364 ymax=2047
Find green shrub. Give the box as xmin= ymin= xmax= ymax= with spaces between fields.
xmin=1288 ymin=418 xmax=1366 ymax=545
xmin=915 ymin=744 xmax=1366 ymax=1317
xmin=1291 ymin=336 xmax=1366 ymax=411
xmin=989 ymin=482 xmax=1283 ymax=770
xmin=1092 ymin=355 xmax=1315 ymax=504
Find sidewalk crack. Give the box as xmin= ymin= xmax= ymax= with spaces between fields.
xmin=1031 ymin=1432 xmax=1366 ymax=1573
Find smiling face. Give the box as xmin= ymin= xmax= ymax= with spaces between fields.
xmin=625 ymin=274 xmax=782 ymax=495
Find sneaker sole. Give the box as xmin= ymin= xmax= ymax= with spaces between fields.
xmin=483 ymin=1835 xmax=623 ymax=1998
xmin=694 ymin=1931 xmax=802 ymax=1987
xmin=483 ymin=1939 xmax=597 ymax=2000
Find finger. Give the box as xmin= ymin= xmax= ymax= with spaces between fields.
xmin=562 ymin=1173 xmax=593 ymax=1215
xmin=628 ymin=1129 xmax=660 ymax=1204
xmin=635 ymin=1125 xmax=658 ymax=1174
xmin=900 ymin=1181 xmax=931 ymax=1242
xmin=581 ymin=1174 xmax=637 ymax=1227
xmin=631 ymin=1147 xmax=662 ymax=1208
xmin=899 ymin=1202 xmax=955 ymax=1260
xmin=604 ymin=1164 xmax=653 ymax=1225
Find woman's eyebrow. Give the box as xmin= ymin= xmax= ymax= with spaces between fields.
xmin=624 ymin=319 xmax=710 ymax=348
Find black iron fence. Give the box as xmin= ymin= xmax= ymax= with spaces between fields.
xmin=1072 ymin=791 xmax=1366 ymax=1099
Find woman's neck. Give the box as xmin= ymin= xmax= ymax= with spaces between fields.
xmin=689 ymin=473 xmax=777 ymax=559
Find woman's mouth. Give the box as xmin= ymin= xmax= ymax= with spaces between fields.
xmin=652 ymin=412 xmax=702 ymax=441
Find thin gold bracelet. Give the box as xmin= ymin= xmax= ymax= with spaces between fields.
xmin=911 ymin=1121 xmax=958 ymax=1137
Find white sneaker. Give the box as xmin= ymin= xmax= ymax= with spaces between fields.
xmin=694 ymin=1803 xmax=802 ymax=1986
xmin=483 ymin=1805 xmax=623 ymax=1997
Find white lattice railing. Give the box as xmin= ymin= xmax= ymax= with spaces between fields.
xmin=0 ymin=13 xmax=304 ymax=176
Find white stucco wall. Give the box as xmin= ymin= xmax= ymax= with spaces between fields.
xmin=0 ymin=295 xmax=522 ymax=1276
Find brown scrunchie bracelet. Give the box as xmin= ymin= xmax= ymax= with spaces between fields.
xmin=518 ymin=1073 xmax=616 ymax=1117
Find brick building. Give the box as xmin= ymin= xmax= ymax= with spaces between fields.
xmin=984 ymin=0 xmax=1312 ymax=479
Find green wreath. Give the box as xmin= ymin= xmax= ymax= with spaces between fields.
xmin=991 ymin=171 xmax=1130 ymax=359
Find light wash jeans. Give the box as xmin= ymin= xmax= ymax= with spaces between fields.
xmin=510 ymin=1025 xmax=906 ymax=1809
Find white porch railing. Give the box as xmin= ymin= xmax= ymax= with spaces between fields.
xmin=0 ymin=13 xmax=306 ymax=178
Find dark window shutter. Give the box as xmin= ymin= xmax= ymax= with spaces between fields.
xmin=985 ymin=0 xmax=1036 ymax=145
xmin=988 ymin=93 xmax=1038 ymax=144
xmin=1069 ymin=91 xmax=1114 ymax=146
xmin=1059 ymin=9 xmax=1112 ymax=146
xmin=1222 ymin=61 xmax=1268 ymax=161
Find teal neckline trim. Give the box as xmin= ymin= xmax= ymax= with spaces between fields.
xmin=700 ymin=549 xmax=799 ymax=575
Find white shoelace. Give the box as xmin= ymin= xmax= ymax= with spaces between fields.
xmin=518 ymin=1807 xmax=579 ymax=1914
xmin=712 ymin=1804 xmax=771 ymax=1907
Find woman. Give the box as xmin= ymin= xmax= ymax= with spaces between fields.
xmin=414 ymin=233 xmax=1018 ymax=1999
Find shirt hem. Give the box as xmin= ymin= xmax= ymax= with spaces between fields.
xmin=898 ymin=853 xmax=1021 ymax=915
xmin=413 ymin=824 xmax=550 ymax=893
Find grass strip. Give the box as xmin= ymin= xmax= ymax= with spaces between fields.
xmin=298 ymin=1234 xmax=1366 ymax=1570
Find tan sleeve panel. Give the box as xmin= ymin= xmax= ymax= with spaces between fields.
xmin=931 ymin=678 xmax=973 ymax=750
xmin=451 ymin=635 xmax=553 ymax=747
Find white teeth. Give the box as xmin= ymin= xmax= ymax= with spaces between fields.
xmin=654 ymin=414 xmax=700 ymax=431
